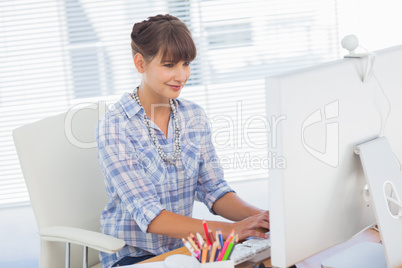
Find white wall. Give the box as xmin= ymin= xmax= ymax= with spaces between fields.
xmin=0 ymin=206 xmax=39 ymax=267
xmin=337 ymin=0 xmax=402 ymax=51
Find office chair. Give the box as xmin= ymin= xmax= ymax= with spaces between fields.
xmin=13 ymin=103 xmax=125 ymax=268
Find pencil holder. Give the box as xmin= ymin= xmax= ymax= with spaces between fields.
xmin=192 ymin=256 xmax=234 ymax=268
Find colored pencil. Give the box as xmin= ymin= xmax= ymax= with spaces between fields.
xmin=187 ymin=235 xmax=199 ymax=251
xmin=208 ymin=228 xmax=215 ymax=244
xmin=214 ymin=244 xmax=222 ymax=262
xmin=209 ymin=241 xmax=219 ymax=262
xmin=201 ymin=243 xmax=208 ymax=263
xmin=217 ymin=228 xmax=224 ymax=247
xmin=182 ymin=238 xmax=195 ymax=254
xmin=222 ymin=235 xmax=235 ymax=260
xmin=202 ymin=219 xmax=212 ymax=246
xmin=196 ymin=232 xmax=205 ymax=247
xmin=189 ymin=232 xmax=200 ymax=249
xmin=217 ymin=229 xmax=234 ymax=261
xmin=226 ymin=234 xmax=239 ymax=260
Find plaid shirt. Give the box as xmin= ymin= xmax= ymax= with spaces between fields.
xmin=96 ymin=92 xmax=234 ymax=267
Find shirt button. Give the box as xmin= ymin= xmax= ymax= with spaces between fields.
xmin=174 ymin=206 xmax=178 ymax=211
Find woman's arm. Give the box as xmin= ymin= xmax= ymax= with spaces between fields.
xmin=211 ymin=192 xmax=265 ymax=221
xmin=146 ymin=180 xmax=270 ymax=241
xmin=147 ymin=210 xmax=232 ymax=240
xmin=147 ymin=201 xmax=269 ymax=241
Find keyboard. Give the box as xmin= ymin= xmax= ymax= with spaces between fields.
xmin=230 ymin=235 xmax=271 ymax=265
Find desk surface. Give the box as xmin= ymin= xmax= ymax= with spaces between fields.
xmin=140 ymin=228 xmax=381 ymax=268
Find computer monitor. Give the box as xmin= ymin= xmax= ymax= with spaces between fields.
xmin=266 ymin=45 xmax=402 ymax=267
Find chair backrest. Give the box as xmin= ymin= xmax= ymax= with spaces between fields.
xmin=13 ymin=103 xmax=109 ymax=268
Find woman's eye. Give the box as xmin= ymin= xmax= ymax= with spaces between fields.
xmin=184 ymin=62 xmax=191 ymax=66
xmin=164 ymin=63 xmax=174 ymax=68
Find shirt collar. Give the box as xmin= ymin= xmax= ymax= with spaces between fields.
xmin=119 ymin=92 xmax=143 ymax=119
xmin=119 ymin=92 xmax=182 ymax=118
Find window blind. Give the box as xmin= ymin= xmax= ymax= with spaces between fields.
xmin=0 ymin=0 xmax=340 ymax=207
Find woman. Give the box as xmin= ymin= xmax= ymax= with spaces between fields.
xmin=96 ymin=14 xmax=269 ymax=267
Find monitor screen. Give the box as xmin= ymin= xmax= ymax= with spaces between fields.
xmin=266 ymin=45 xmax=402 ymax=267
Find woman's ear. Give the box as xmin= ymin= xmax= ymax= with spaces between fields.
xmin=134 ymin=53 xmax=145 ymax=73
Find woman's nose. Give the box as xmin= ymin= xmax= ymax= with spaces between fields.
xmin=175 ymin=67 xmax=188 ymax=82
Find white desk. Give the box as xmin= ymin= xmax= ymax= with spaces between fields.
xmin=140 ymin=228 xmax=381 ymax=268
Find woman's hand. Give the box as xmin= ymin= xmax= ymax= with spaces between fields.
xmin=230 ymin=210 xmax=270 ymax=241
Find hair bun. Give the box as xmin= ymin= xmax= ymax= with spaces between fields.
xmin=131 ymin=14 xmax=179 ymax=40
xmin=131 ymin=21 xmax=151 ymax=38
xmin=148 ymin=14 xmax=178 ymax=22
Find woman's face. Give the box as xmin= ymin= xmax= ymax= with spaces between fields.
xmin=142 ymin=51 xmax=191 ymax=101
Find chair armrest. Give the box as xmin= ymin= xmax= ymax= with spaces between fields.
xmin=38 ymin=226 xmax=125 ymax=254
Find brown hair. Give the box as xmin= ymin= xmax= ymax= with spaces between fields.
xmin=131 ymin=14 xmax=197 ymax=63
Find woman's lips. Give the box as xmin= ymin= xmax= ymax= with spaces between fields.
xmin=168 ymin=85 xmax=182 ymax=91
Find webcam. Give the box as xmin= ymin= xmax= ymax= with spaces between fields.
xmin=341 ymin=35 xmax=359 ymax=55
xmin=341 ymin=34 xmax=375 ymax=82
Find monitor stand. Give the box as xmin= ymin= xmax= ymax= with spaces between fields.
xmin=322 ymin=136 xmax=402 ymax=268
xmin=321 ymin=242 xmax=386 ymax=268
xmin=348 ymin=136 xmax=402 ymax=268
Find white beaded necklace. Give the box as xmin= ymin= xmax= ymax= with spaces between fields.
xmin=133 ymin=87 xmax=181 ymax=164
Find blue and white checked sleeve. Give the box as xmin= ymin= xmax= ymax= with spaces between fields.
xmin=190 ymin=107 xmax=235 ymax=213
